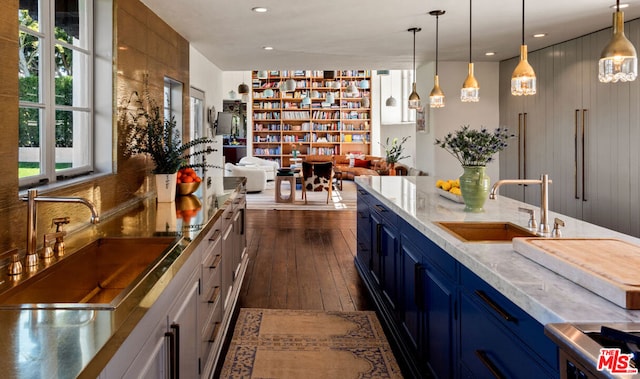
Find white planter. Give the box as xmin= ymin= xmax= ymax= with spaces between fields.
xmin=155 ymin=173 xmax=177 ymax=202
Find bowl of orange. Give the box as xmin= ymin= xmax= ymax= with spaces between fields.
xmin=176 ymin=167 xmax=202 ymax=195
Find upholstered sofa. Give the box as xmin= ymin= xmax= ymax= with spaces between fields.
xmin=224 ymin=162 xmax=267 ymax=192
xmin=238 ymin=156 xmax=279 ymax=181
xmin=304 ymin=154 xmax=385 ymax=180
xmin=304 ymin=154 xmax=425 ymax=179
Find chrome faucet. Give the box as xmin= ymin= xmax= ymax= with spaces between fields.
xmin=21 ymin=189 xmax=100 ymax=266
xmin=489 ymin=174 xmax=552 ymax=236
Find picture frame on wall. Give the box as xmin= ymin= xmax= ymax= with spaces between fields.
xmin=416 ymin=106 xmax=428 ymax=133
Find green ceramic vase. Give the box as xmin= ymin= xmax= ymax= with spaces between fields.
xmin=459 ymin=166 xmax=490 ymax=212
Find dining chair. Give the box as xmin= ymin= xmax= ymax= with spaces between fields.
xmin=301 ymin=161 xmax=333 ymax=204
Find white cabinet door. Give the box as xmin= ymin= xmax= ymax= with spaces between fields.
xmin=170 ymin=279 xmax=200 ymax=378
xmin=123 ymin=317 xmax=169 ymax=379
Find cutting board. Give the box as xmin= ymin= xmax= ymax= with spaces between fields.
xmin=512 ymin=238 xmax=640 ymax=309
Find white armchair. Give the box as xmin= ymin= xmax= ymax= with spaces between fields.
xmin=224 ymin=162 xmax=267 ymax=193
xmin=238 ymin=156 xmax=279 ymax=181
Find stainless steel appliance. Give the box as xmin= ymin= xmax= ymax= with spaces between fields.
xmin=545 ymin=323 xmax=640 ymax=379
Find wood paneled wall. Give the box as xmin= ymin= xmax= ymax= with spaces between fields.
xmin=0 ymin=0 xmax=190 ymax=253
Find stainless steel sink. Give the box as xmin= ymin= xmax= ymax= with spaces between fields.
xmin=0 ymin=237 xmax=178 ymax=309
xmin=435 ymin=221 xmax=538 ymax=242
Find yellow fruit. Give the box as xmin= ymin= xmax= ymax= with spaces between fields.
xmin=453 ymin=179 xmax=460 ymax=188
xmin=435 ymin=179 xmax=444 ymax=188
xmin=449 ymin=187 xmax=461 ymax=195
xmin=441 ymin=182 xmax=452 ymax=191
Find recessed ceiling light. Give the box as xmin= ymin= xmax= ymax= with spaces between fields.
xmin=252 ymin=7 xmax=268 ymax=13
xmin=485 ymin=51 xmax=496 ymax=56
xmin=610 ymin=3 xmax=629 ymax=9
xmin=263 ymin=46 xmax=274 ymax=51
xmin=533 ymin=33 xmax=547 ymax=38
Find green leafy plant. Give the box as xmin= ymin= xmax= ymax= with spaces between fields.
xmin=121 ymin=88 xmax=217 ymax=174
xmin=434 ymin=125 xmax=513 ymax=166
xmin=381 ymin=136 xmax=410 ymax=164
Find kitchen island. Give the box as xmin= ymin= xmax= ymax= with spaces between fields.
xmin=355 ymin=175 xmax=640 ymax=379
xmin=0 ymin=177 xmax=246 ymax=378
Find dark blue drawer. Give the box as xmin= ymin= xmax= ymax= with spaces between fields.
xmin=460 ymin=266 xmax=558 ymax=372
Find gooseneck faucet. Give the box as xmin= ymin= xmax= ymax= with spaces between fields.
xmin=21 ymin=189 xmax=100 ymax=266
xmin=489 ymin=174 xmax=551 ymax=236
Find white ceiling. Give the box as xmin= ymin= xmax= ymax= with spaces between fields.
xmin=140 ymin=0 xmax=640 ymax=71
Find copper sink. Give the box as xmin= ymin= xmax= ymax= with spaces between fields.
xmin=435 ymin=221 xmax=538 ymax=243
xmin=0 ymin=237 xmax=178 ymax=309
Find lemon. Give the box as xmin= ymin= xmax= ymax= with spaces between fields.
xmin=453 ymin=179 xmax=460 ymax=188
xmin=441 ymin=182 xmax=452 ymax=191
xmin=435 ymin=179 xmax=444 ymax=188
xmin=449 ymin=187 xmax=462 ymax=195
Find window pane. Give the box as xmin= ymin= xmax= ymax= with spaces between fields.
xmin=19 ymin=32 xmax=41 ymax=102
xmin=55 ymin=0 xmax=87 ymax=48
xmin=55 ymin=45 xmax=89 ymax=106
xmin=55 ymin=109 xmax=90 ymax=169
xmin=19 ymin=1 xmax=40 ymax=32
xmin=19 ymin=106 xmax=42 ymax=178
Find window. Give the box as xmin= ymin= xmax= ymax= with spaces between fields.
xmin=164 ymin=77 xmax=183 ymax=140
xmin=18 ymin=0 xmax=93 ymax=186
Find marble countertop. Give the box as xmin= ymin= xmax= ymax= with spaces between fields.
xmin=0 ymin=177 xmax=244 ymax=379
xmin=355 ymin=175 xmax=640 ymax=325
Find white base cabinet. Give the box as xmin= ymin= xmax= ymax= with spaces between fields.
xmin=99 ymin=185 xmax=247 ymax=379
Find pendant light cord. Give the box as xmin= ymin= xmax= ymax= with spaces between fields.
xmin=469 ymin=0 xmax=472 ymax=64
xmin=435 ymin=14 xmax=439 ymax=75
xmin=413 ymin=29 xmax=417 ymax=81
xmin=617 ymin=0 xmax=620 ymax=12
xmin=521 ymin=0 xmax=525 ymax=45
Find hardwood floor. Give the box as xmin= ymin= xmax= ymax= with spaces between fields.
xmin=239 ymin=209 xmax=372 ymax=311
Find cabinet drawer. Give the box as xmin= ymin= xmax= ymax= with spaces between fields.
xmin=371 ymin=201 xmax=397 ymax=225
xmin=460 ymin=292 xmax=557 ymax=379
xmin=460 ymin=267 xmax=558 ymax=371
xmin=356 ymin=185 xmax=372 ymax=205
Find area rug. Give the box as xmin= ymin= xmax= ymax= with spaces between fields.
xmin=245 ymin=179 xmax=357 ymax=211
xmin=219 ymin=308 xmax=403 ymax=378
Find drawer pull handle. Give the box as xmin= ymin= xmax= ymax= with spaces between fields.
xmin=475 ymin=350 xmax=506 ymax=379
xmin=209 ymin=254 xmax=222 ymax=269
xmin=374 ymin=204 xmax=387 ymax=212
xmin=474 ymin=290 xmax=517 ymax=322
xmin=165 ymin=329 xmax=176 ymax=379
xmin=208 ymin=286 xmax=221 ymax=304
xmin=208 ymin=322 xmax=221 ymax=343
xmin=209 ymin=229 xmax=221 ymax=243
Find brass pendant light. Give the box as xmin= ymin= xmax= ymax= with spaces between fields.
xmin=599 ymin=0 xmax=637 ymax=83
xmin=429 ymin=11 xmax=445 ymax=108
xmin=511 ymin=0 xmax=536 ymax=96
xmin=461 ymin=0 xmax=479 ymax=102
xmin=408 ymin=27 xmax=422 ymax=110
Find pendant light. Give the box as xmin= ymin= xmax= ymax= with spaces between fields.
xmin=264 ymin=72 xmax=274 ymax=98
xmin=386 ymin=72 xmax=397 ymax=107
xmin=284 ymin=77 xmax=296 ymax=92
xmin=599 ymin=0 xmax=637 ymax=83
xmin=346 ymin=81 xmax=359 ymax=96
xmin=461 ymin=0 xmax=479 ymax=102
xmin=408 ymin=27 xmax=422 ymax=110
xmin=511 ymin=0 xmax=536 ymax=96
xmin=429 ymin=11 xmax=445 ymax=108
xmin=238 ymin=71 xmax=250 ymax=95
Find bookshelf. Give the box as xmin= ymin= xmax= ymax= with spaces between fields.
xmin=251 ymin=70 xmax=372 ymax=167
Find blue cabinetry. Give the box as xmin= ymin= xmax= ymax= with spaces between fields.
xmin=355 ymin=185 xmax=558 ymax=379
